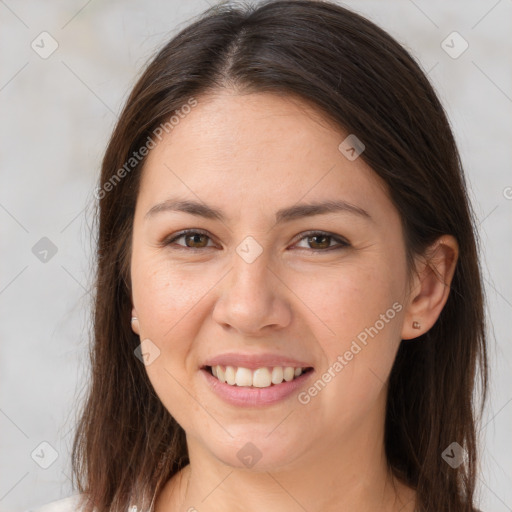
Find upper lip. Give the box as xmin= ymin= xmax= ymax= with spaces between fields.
xmin=201 ymin=352 xmax=314 ymax=370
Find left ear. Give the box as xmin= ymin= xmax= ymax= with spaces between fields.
xmin=401 ymin=235 xmax=459 ymax=340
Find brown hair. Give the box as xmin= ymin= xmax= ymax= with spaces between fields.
xmin=72 ymin=1 xmax=488 ymax=510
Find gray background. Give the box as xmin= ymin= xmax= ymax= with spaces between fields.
xmin=0 ymin=0 xmax=510 ymax=510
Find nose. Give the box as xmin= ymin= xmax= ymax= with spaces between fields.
xmin=212 ymin=251 xmax=292 ymax=336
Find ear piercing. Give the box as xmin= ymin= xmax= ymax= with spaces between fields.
xmin=131 ymin=317 xmax=138 ymax=323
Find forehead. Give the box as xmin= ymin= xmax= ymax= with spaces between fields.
xmin=136 ymin=91 xmax=392 ymax=222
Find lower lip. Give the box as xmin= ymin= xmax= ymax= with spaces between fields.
xmin=200 ymin=368 xmax=314 ymax=407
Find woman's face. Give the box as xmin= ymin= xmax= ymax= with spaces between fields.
xmin=130 ymin=91 xmax=412 ymax=470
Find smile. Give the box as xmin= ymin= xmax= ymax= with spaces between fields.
xmin=206 ymin=365 xmax=313 ymax=388
xmin=200 ymin=364 xmax=315 ymax=407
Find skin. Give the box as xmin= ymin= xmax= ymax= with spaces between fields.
xmin=130 ymin=90 xmax=458 ymax=512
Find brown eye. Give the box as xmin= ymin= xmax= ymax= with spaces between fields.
xmin=182 ymin=232 xmax=209 ymax=248
xmin=164 ymin=230 xmax=214 ymax=250
xmin=307 ymin=234 xmax=331 ymax=250
xmin=164 ymin=229 xmax=349 ymax=252
xmin=294 ymin=231 xmax=350 ymax=252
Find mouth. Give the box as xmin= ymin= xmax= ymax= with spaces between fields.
xmin=202 ymin=364 xmax=314 ymax=388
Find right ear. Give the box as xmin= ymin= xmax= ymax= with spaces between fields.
xmin=131 ymin=307 xmax=140 ymax=335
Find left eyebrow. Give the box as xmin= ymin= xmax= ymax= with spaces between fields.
xmin=274 ymin=199 xmax=372 ymax=223
xmin=144 ymin=198 xmax=372 ymax=223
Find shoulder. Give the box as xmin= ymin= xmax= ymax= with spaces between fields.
xmin=26 ymin=494 xmax=89 ymax=512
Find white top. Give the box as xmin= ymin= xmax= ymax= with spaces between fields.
xmin=27 ymin=494 xmax=149 ymax=512
xmin=26 ymin=494 xmax=87 ymax=512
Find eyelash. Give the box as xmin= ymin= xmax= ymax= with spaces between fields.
xmin=162 ymin=229 xmax=350 ymax=253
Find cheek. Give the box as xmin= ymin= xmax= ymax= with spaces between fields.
xmin=131 ymin=253 xmax=208 ymax=337
xmin=292 ymin=257 xmax=406 ymax=412
xmin=130 ymin=256 xmax=211 ymax=428
xmin=294 ymin=259 xmax=403 ymax=349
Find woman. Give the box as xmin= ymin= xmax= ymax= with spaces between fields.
xmin=33 ymin=0 xmax=488 ymax=510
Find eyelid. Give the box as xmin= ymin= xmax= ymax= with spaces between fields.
xmin=162 ymin=228 xmax=216 ymax=249
xmin=291 ymin=230 xmax=350 ymax=251
xmin=163 ymin=229 xmax=350 ymax=251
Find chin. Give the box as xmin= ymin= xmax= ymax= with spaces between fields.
xmin=204 ymin=426 xmax=309 ymax=472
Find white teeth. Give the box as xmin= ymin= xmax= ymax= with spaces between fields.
xmin=210 ymin=365 xmax=308 ymax=388
xmin=252 ymin=368 xmax=272 ymax=388
xmin=225 ymin=365 xmax=236 ymax=385
xmin=283 ymin=367 xmax=295 ymax=382
xmin=271 ymin=366 xmax=284 ymax=384
xmin=235 ymin=367 xmax=253 ymax=386
xmin=281 ymin=366 xmax=299 ymax=383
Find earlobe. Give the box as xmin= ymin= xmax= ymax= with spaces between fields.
xmin=401 ymin=235 xmax=459 ymax=340
xmin=131 ymin=307 xmax=140 ymax=335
